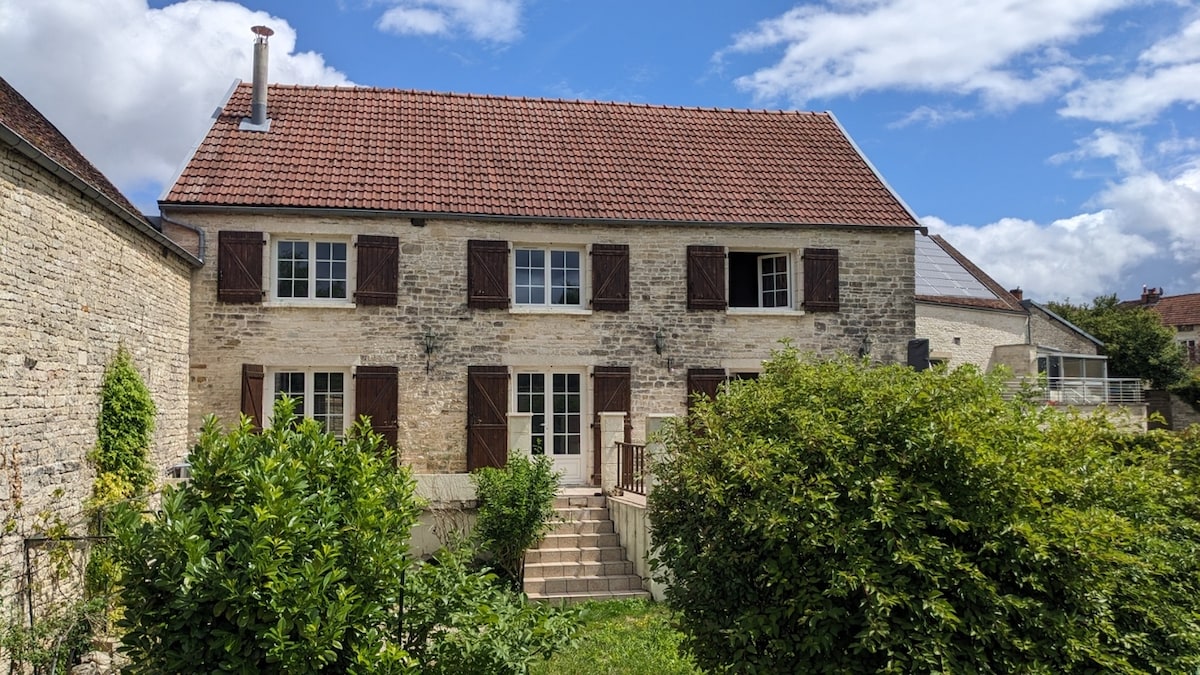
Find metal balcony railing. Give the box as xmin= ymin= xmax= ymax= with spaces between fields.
xmin=1002 ymin=377 xmax=1145 ymax=406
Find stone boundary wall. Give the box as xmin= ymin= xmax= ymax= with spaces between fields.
xmin=1 ymin=145 xmax=192 ymax=618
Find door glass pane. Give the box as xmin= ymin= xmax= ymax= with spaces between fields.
xmin=313 ymin=372 xmax=344 ymax=436
xmin=274 ymin=372 xmax=305 ymax=416
xmin=551 ymin=373 xmax=582 ymax=455
xmin=517 ymin=373 xmax=546 ymax=454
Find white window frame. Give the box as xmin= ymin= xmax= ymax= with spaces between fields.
xmin=511 ymin=368 xmax=588 ymax=481
xmin=268 ymin=235 xmax=355 ymax=306
xmin=511 ymin=245 xmax=587 ymax=312
xmin=727 ymin=249 xmax=797 ymax=313
xmin=264 ymin=367 xmax=354 ymax=436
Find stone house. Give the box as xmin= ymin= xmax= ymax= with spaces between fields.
xmin=914 ymin=234 xmax=1144 ymax=423
xmin=160 ymin=72 xmax=922 ymax=487
xmin=1125 ymin=287 xmax=1200 ymax=365
xmin=0 ymin=77 xmax=199 ymax=607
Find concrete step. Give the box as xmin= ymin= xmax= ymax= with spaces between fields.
xmin=528 ymin=588 xmax=652 ymax=606
xmin=553 ymin=495 xmax=606 ymax=509
xmin=546 ymin=518 xmax=614 ymax=535
xmin=537 ymin=531 xmax=620 ymax=549
xmin=525 ymin=545 xmax=628 ymax=565
xmin=525 ymin=573 xmax=645 ymax=596
xmin=551 ymin=506 xmax=611 ymax=523
xmin=524 ymin=559 xmax=634 ymax=581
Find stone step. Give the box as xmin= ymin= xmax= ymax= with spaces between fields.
xmin=528 ymin=589 xmax=652 ymax=606
xmin=553 ymin=495 xmax=606 ymax=509
xmin=536 ymin=531 xmax=620 ymax=549
xmin=546 ymin=518 xmax=614 ymax=535
xmin=524 ymin=559 xmax=634 ymax=581
xmin=551 ymin=506 xmax=611 ymax=522
xmin=525 ymin=545 xmax=628 ymax=565
xmin=525 ymin=573 xmax=645 ymax=596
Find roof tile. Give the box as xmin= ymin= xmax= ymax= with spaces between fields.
xmin=163 ymin=84 xmax=917 ymax=227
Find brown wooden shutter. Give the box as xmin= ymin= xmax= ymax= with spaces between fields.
xmin=467 ymin=240 xmax=510 ymax=309
xmin=218 ymin=231 xmax=264 ymax=303
xmin=687 ymin=245 xmax=726 ymax=310
xmin=803 ymin=248 xmax=840 ymax=312
xmin=241 ymin=364 xmax=265 ymax=431
xmin=467 ymin=366 xmax=509 ymax=470
xmin=355 ymin=366 xmax=398 ymax=451
xmin=354 ymin=235 xmax=399 ymax=306
xmin=687 ymin=368 xmax=726 ymax=413
xmin=591 ymin=244 xmax=630 ymax=311
xmin=593 ymin=366 xmax=632 ymax=485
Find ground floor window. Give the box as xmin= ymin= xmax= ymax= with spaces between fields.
xmin=268 ymin=368 xmax=349 ymax=435
xmin=515 ymin=372 xmax=582 ymax=457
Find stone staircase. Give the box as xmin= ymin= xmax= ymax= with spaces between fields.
xmin=524 ymin=493 xmax=650 ymax=604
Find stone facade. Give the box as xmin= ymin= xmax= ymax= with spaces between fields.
xmin=1027 ymin=303 xmax=1101 ymax=355
xmin=171 ymin=210 xmax=916 ymax=477
xmin=1 ymin=144 xmax=193 ymax=609
xmin=915 ymin=303 xmax=1026 ymax=371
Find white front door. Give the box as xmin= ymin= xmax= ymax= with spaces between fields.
xmin=515 ymin=371 xmax=585 ymax=484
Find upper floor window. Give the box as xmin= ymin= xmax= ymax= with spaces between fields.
xmin=275 ymin=240 xmax=348 ymax=300
xmin=729 ymin=251 xmax=790 ymax=309
xmin=515 ymin=248 xmax=582 ymax=307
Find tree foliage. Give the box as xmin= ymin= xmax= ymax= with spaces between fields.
xmin=90 ymin=345 xmax=156 ymax=499
xmin=113 ymin=401 xmax=421 ymax=673
xmin=472 ymin=454 xmax=560 ymax=589
xmin=1047 ymin=294 xmax=1188 ymax=389
xmin=649 ymin=349 xmax=1200 ymax=673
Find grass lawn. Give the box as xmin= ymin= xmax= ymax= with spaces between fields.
xmin=530 ymin=598 xmax=701 ymax=675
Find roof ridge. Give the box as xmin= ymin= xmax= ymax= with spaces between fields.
xmin=244 ymin=82 xmax=830 ymax=116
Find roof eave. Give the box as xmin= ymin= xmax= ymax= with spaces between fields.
xmin=157 ymin=202 xmax=922 ymax=230
xmin=1 ymin=123 xmax=202 ymax=268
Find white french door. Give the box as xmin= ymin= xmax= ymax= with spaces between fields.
xmin=515 ymin=371 xmax=585 ymax=484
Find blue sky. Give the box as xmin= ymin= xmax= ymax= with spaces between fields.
xmin=2 ymin=0 xmax=1198 ymax=302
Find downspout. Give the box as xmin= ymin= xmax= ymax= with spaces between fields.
xmin=158 ymin=213 xmax=207 ymax=264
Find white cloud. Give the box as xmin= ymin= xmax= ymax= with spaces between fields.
xmin=925 ymin=130 xmax=1200 ymax=301
xmin=923 ymin=213 xmax=1157 ymax=302
xmin=717 ymin=0 xmax=1131 ymax=108
xmin=888 ymin=105 xmax=975 ymax=129
xmin=0 ymin=0 xmax=350 ymax=204
xmin=374 ymin=0 xmax=521 ymax=43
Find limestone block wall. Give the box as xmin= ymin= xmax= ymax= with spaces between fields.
xmin=1028 ymin=304 xmax=1101 ymax=355
xmin=172 ymin=210 xmax=916 ymax=474
xmin=1 ymin=146 xmax=192 ymax=608
xmin=915 ymin=303 xmax=1026 ymax=371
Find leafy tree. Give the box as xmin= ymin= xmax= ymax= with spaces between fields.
xmin=649 ymin=349 xmax=1200 ymax=673
xmin=1047 ymin=294 xmax=1189 ymax=389
xmin=472 ymin=454 xmax=560 ymax=589
xmin=113 ymin=401 xmax=421 ymax=673
xmin=90 ymin=345 xmax=156 ymax=499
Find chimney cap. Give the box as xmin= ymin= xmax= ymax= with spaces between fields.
xmin=252 ymin=25 xmax=274 ymax=38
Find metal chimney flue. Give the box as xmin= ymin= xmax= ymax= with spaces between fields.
xmin=241 ymin=25 xmax=274 ymax=131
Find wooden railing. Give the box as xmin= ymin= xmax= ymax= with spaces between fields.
xmin=616 ymin=441 xmax=647 ymax=495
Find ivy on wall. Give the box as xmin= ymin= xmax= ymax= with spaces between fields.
xmin=89 ymin=346 xmax=155 ymax=504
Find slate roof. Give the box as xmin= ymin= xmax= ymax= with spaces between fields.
xmin=0 ymin=76 xmax=144 ymax=221
xmin=163 ymin=83 xmax=919 ymax=227
xmin=915 ymin=234 xmax=1024 ymax=312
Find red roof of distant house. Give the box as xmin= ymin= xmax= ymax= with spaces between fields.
xmin=162 ymin=84 xmax=919 ymax=227
xmin=1138 ymin=292 xmax=1200 ymax=327
xmin=0 ymin=76 xmax=145 ymax=221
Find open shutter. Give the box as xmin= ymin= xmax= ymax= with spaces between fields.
xmin=467 ymin=240 xmax=510 ymax=308
xmin=241 ymin=364 xmax=265 ymax=431
xmin=803 ymin=248 xmax=840 ymax=312
xmin=467 ymin=366 xmax=509 ymax=470
xmin=591 ymin=244 xmax=630 ymax=311
xmin=355 ymin=366 xmax=398 ymax=451
xmin=218 ymin=231 xmax=264 ymax=303
xmin=687 ymin=245 xmax=726 ymax=310
xmin=687 ymin=368 xmax=726 ymax=413
xmin=355 ymin=235 xmax=399 ymax=306
xmin=593 ymin=366 xmax=632 ymax=485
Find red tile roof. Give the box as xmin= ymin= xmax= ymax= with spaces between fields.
xmin=1140 ymin=293 xmax=1200 ymax=327
xmin=163 ymin=84 xmax=919 ymax=227
xmin=1 ymin=76 xmax=146 ymax=221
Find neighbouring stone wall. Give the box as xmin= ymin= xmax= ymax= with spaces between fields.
xmin=0 ymin=145 xmax=192 ymax=615
xmin=1028 ymin=304 xmax=1101 ymax=355
xmin=173 ymin=210 xmax=916 ymax=475
xmin=915 ymin=303 xmax=1026 ymax=371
